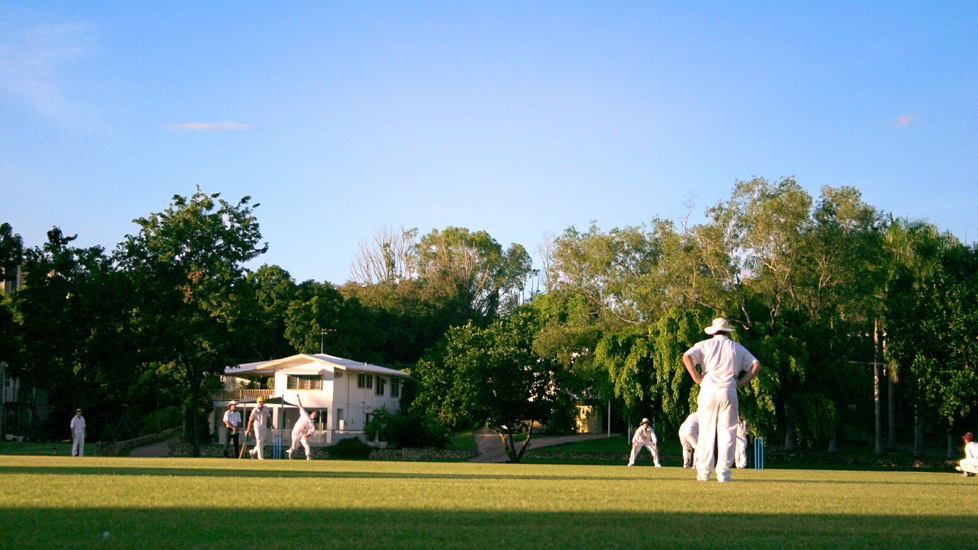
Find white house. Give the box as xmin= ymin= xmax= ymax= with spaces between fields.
xmin=214 ymin=353 xmax=410 ymax=447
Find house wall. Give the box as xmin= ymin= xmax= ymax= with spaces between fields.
xmin=269 ymin=366 xmax=404 ymax=445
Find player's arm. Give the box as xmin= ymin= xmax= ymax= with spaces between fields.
xmin=736 ymin=361 xmax=762 ymax=388
xmin=683 ymin=353 xmax=704 ymax=385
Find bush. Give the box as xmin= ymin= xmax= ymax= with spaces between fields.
xmin=140 ymin=406 xmax=182 ymax=436
xmin=365 ymin=409 xmax=451 ymax=449
xmin=327 ymin=437 xmax=372 ymax=460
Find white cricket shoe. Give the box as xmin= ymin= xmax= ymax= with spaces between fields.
xmin=286 ymin=448 xmax=293 ymax=460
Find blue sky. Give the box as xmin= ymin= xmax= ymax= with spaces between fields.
xmin=2 ymin=2 xmax=975 ymax=285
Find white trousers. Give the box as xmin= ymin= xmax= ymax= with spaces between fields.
xmin=735 ymin=433 xmax=748 ymax=469
xmin=678 ymin=429 xmax=697 ymax=468
xmin=289 ymin=432 xmax=311 ymax=459
xmin=628 ymin=441 xmax=660 ymax=466
xmin=696 ymin=385 xmax=738 ymax=481
xmin=71 ymin=433 xmax=85 ymax=457
xmin=250 ymin=428 xmax=266 ymax=459
xmin=961 ymin=458 xmax=978 ymax=475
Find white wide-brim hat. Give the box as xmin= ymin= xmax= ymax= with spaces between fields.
xmin=704 ymin=317 xmax=735 ymax=335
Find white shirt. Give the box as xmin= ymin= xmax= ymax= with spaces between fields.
xmin=250 ymin=406 xmax=270 ymax=428
xmin=736 ymin=419 xmax=748 ymax=440
xmin=223 ymin=409 xmax=241 ymax=428
xmin=70 ymin=415 xmax=86 ymax=434
xmin=292 ymin=407 xmax=315 ymax=437
xmin=632 ymin=424 xmax=657 ymax=445
xmin=966 ymin=441 xmax=978 ymax=460
xmin=684 ymin=334 xmax=758 ymax=390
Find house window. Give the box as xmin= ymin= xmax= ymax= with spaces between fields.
xmin=286 ymin=375 xmax=322 ymax=390
xmin=375 ymin=377 xmax=386 ymax=396
xmin=391 ymin=378 xmax=401 ymax=398
xmin=357 ymin=373 xmax=373 ymax=389
xmin=337 ymin=408 xmax=345 ymax=430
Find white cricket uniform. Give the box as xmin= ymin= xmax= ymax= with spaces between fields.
xmin=70 ymin=414 xmax=86 ymax=457
xmin=628 ymin=424 xmax=660 ymax=467
xmin=289 ymin=407 xmax=315 ymax=459
xmin=961 ymin=441 xmax=978 ymax=475
xmin=685 ymin=334 xmax=758 ymax=482
xmin=735 ymin=419 xmax=748 ymax=469
xmin=678 ymin=413 xmax=699 ymax=468
xmin=248 ymin=406 xmax=270 ymax=459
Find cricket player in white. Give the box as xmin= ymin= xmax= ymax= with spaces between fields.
xmin=958 ymin=432 xmax=978 ymax=476
xmin=287 ymin=394 xmax=317 ymax=460
xmin=678 ymin=412 xmax=699 ymax=469
xmin=627 ymin=418 xmax=661 ymax=467
xmin=683 ymin=318 xmax=761 ymax=482
xmin=735 ymin=415 xmax=748 ymax=469
xmin=70 ymin=409 xmax=86 ymax=457
xmin=246 ymin=397 xmax=271 ymax=460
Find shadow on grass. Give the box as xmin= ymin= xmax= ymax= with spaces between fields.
xmin=1 ymin=507 xmax=975 ymax=549
xmin=0 ymin=463 xmax=968 ymax=487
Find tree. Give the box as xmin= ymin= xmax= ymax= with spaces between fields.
xmin=13 ymin=228 xmax=135 ymax=440
xmin=117 ymin=189 xmax=267 ymax=456
xmin=415 ymin=226 xmax=532 ymax=319
xmin=0 ymin=223 xmax=23 ymax=365
xmin=412 ymin=311 xmax=572 ymax=463
xmin=350 ymin=225 xmax=418 ymax=285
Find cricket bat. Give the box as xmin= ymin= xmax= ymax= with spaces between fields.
xmin=238 ymin=432 xmax=249 ymax=459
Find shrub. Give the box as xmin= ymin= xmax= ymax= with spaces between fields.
xmin=327 ymin=437 xmax=372 ymax=460
xmin=365 ymin=409 xmax=451 ymax=449
xmin=140 ymin=406 xmax=182 ymax=436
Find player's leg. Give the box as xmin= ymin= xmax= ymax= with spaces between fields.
xmin=695 ymin=394 xmax=718 ymax=481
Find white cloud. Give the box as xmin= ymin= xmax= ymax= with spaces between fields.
xmin=890 ymin=114 xmax=915 ymax=127
xmin=0 ymin=23 xmax=94 ymax=123
xmin=163 ymin=121 xmax=254 ymax=132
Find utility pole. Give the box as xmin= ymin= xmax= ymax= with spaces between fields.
xmin=319 ymin=328 xmax=334 ymax=354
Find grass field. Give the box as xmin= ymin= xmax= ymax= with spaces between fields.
xmin=2 ymin=455 xmax=976 ymax=549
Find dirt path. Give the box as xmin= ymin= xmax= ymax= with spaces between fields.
xmin=129 ymin=437 xmax=178 ymax=457
xmin=470 ymin=427 xmax=610 ymax=463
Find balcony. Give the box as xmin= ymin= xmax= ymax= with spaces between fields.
xmin=212 ymin=389 xmax=274 ymax=402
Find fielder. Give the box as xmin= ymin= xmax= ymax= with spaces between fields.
xmin=245 ymin=397 xmax=271 ymax=460
xmin=678 ymin=412 xmax=699 ymax=469
xmin=959 ymin=432 xmax=978 ymax=476
xmin=70 ymin=409 xmax=86 ymax=457
xmin=735 ymin=415 xmax=748 ymax=469
xmin=683 ymin=317 xmax=761 ymax=482
xmin=627 ymin=418 xmax=661 ymax=467
xmin=287 ymin=393 xmax=317 ymax=460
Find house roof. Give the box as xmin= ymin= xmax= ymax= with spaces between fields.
xmin=225 ymin=353 xmax=410 ymax=379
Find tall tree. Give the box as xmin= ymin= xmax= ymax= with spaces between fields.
xmin=117 ymin=189 xmax=266 ymax=456
xmin=350 ymin=225 xmax=418 ymax=285
xmin=415 ymin=226 xmax=532 ymax=319
xmin=0 ymin=223 xmax=23 ymax=364
xmin=13 ymin=228 xmax=134 ymax=439
xmin=412 ymin=311 xmax=573 ymax=462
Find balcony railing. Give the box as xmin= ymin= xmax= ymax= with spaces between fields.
xmin=212 ymin=389 xmax=274 ymax=402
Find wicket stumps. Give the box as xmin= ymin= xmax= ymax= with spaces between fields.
xmin=273 ymin=434 xmax=283 ymax=459
xmin=754 ymin=437 xmax=764 ymax=470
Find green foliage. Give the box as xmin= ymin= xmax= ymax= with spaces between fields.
xmin=117 ymin=188 xmax=267 ymax=455
xmin=138 ymin=406 xmax=182 ymax=437
xmin=412 ymin=311 xmax=574 ymax=461
xmin=327 ymin=436 xmax=373 ymax=459
xmin=364 ymin=408 xmax=451 ymax=449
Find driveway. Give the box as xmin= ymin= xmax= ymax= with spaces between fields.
xmin=470 ymin=427 xmax=609 ymax=463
